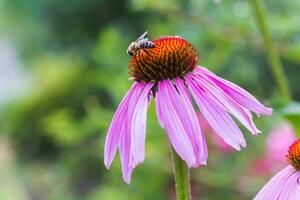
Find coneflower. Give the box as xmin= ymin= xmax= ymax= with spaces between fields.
xmin=254 ymin=139 xmax=300 ymax=199
xmin=104 ymin=34 xmax=272 ymax=183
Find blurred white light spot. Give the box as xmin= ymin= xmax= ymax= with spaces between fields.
xmin=233 ymin=1 xmax=249 ymax=18
xmin=0 ymin=39 xmax=31 ymax=105
xmin=213 ymin=0 xmax=222 ymax=4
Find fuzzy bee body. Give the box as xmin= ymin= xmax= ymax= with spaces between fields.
xmin=138 ymin=39 xmax=156 ymax=48
xmin=127 ymin=31 xmax=156 ymax=56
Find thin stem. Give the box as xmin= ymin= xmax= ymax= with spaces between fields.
xmin=250 ymin=0 xmax=291 ymax=100
xmin=171 ymin=147 xmax=191 ymax=200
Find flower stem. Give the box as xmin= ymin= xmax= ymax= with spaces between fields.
xmin=250 ymin=0 xmax=291 ymax=100
xmin=171 ymin=147 xmax=191 ymax=200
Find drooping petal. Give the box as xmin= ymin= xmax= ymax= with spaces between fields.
xmin=130 ymin=82 xmax=154 ymax=166
xmin=155 ymin=80 xmax=198 ymax=167
xmin=194 ymin=66 xmax=272 ymax=116
xmin=278 ymin=171 xmax=300 ymax=200
xmin=115 ymin=82 xmax=145 ymax=183
xmin=186 ymin=75 xmax=246 ymax=150
xmin=293 ymin=184 xmax=300 ymax=200
xmin=254 ymin=165 xmax=295 ymax=200
xmin=155 ymin=91 xmax=165 ymax=129
xmin=119 ymin=123 xmax=132 ymax=184
xmin=118 ymin=82 xmax=153 ymax=183
xmin=190 ymin=72 xmax=261 ymax=135
xmin=104 ymin=82 xmax=143 ymax=168
xmin=175 ymin=78 xmax=208 ymax=165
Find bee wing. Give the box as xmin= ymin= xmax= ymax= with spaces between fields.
xmin=136 ymin=31 xmax=148 ymax=41
xmin=138 ymin=38 xmax=148 ymax=43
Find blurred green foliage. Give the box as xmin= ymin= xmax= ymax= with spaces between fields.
xmin=0 ymin=0 xmax=300 ymax=199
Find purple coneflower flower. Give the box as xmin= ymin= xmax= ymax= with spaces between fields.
xmin=254 ymin=139 xmax=300 ymax=199
xmin=104 ymin=35 xmax=272 ymax=183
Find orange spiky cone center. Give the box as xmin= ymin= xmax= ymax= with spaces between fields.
xmin=287 ymin=139 xmax=300 ymax=170
xmin=128 ymin=36 xmax=198 ymax=82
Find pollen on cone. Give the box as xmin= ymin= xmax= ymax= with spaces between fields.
xmin=128 ymin=37 xmax=198 ymax=82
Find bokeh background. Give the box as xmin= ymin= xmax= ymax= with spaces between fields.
xmin=0 ymin=0 xmax=300 ymax=199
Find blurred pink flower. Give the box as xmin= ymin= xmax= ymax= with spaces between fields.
xmin=104 ymin=36 xmax=272 ymax=183
xmin=252 ymin=122 xmax=296 ymax=175
xmin=266 ymin=122 xmax=296 ymax=162
xmin=254 ymin=139 xmax=300 ymax=200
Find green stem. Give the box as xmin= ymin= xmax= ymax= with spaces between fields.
xmin=250 ymin=0 xmax=291 ymax=100
xmin=171 ymin=147 xmax=191 ymax=200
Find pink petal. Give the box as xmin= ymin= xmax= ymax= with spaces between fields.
xmin=119 ymin=82 xmax=153 ymax=183
xmin=104 ymin=82 xmax=143 ymax=168
xmin=155 ymin=80 xmax=197 ymax=167
xmin=190 ymin=72 xmax=261 ymax=135
xmin=119 ymin=124 xmax=133 ymax=184
xmin=293 ymin=184 xmax=300 ymax=199
xmin=186 ymin=75 xmax=246 ymax=150
xmin=254 ymin=165 xmax=295 ymax=200
xmin=194 ymin=66 xmax=272 ymax=116
xmin=116 ymin=82 xmax=145 ymax=183
xmin=130 ymin=82 xmax=154 ymax=166
xmin=278 ymin=171 xmax=300 ymax=199
xmin=175 ymin=78 xmax=208 ymax=165
xmin=155 ymin=93 xmax=165 ymax=129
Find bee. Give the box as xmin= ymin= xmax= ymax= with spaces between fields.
xmin=127 ymin=31 xmax=156 ymax=56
